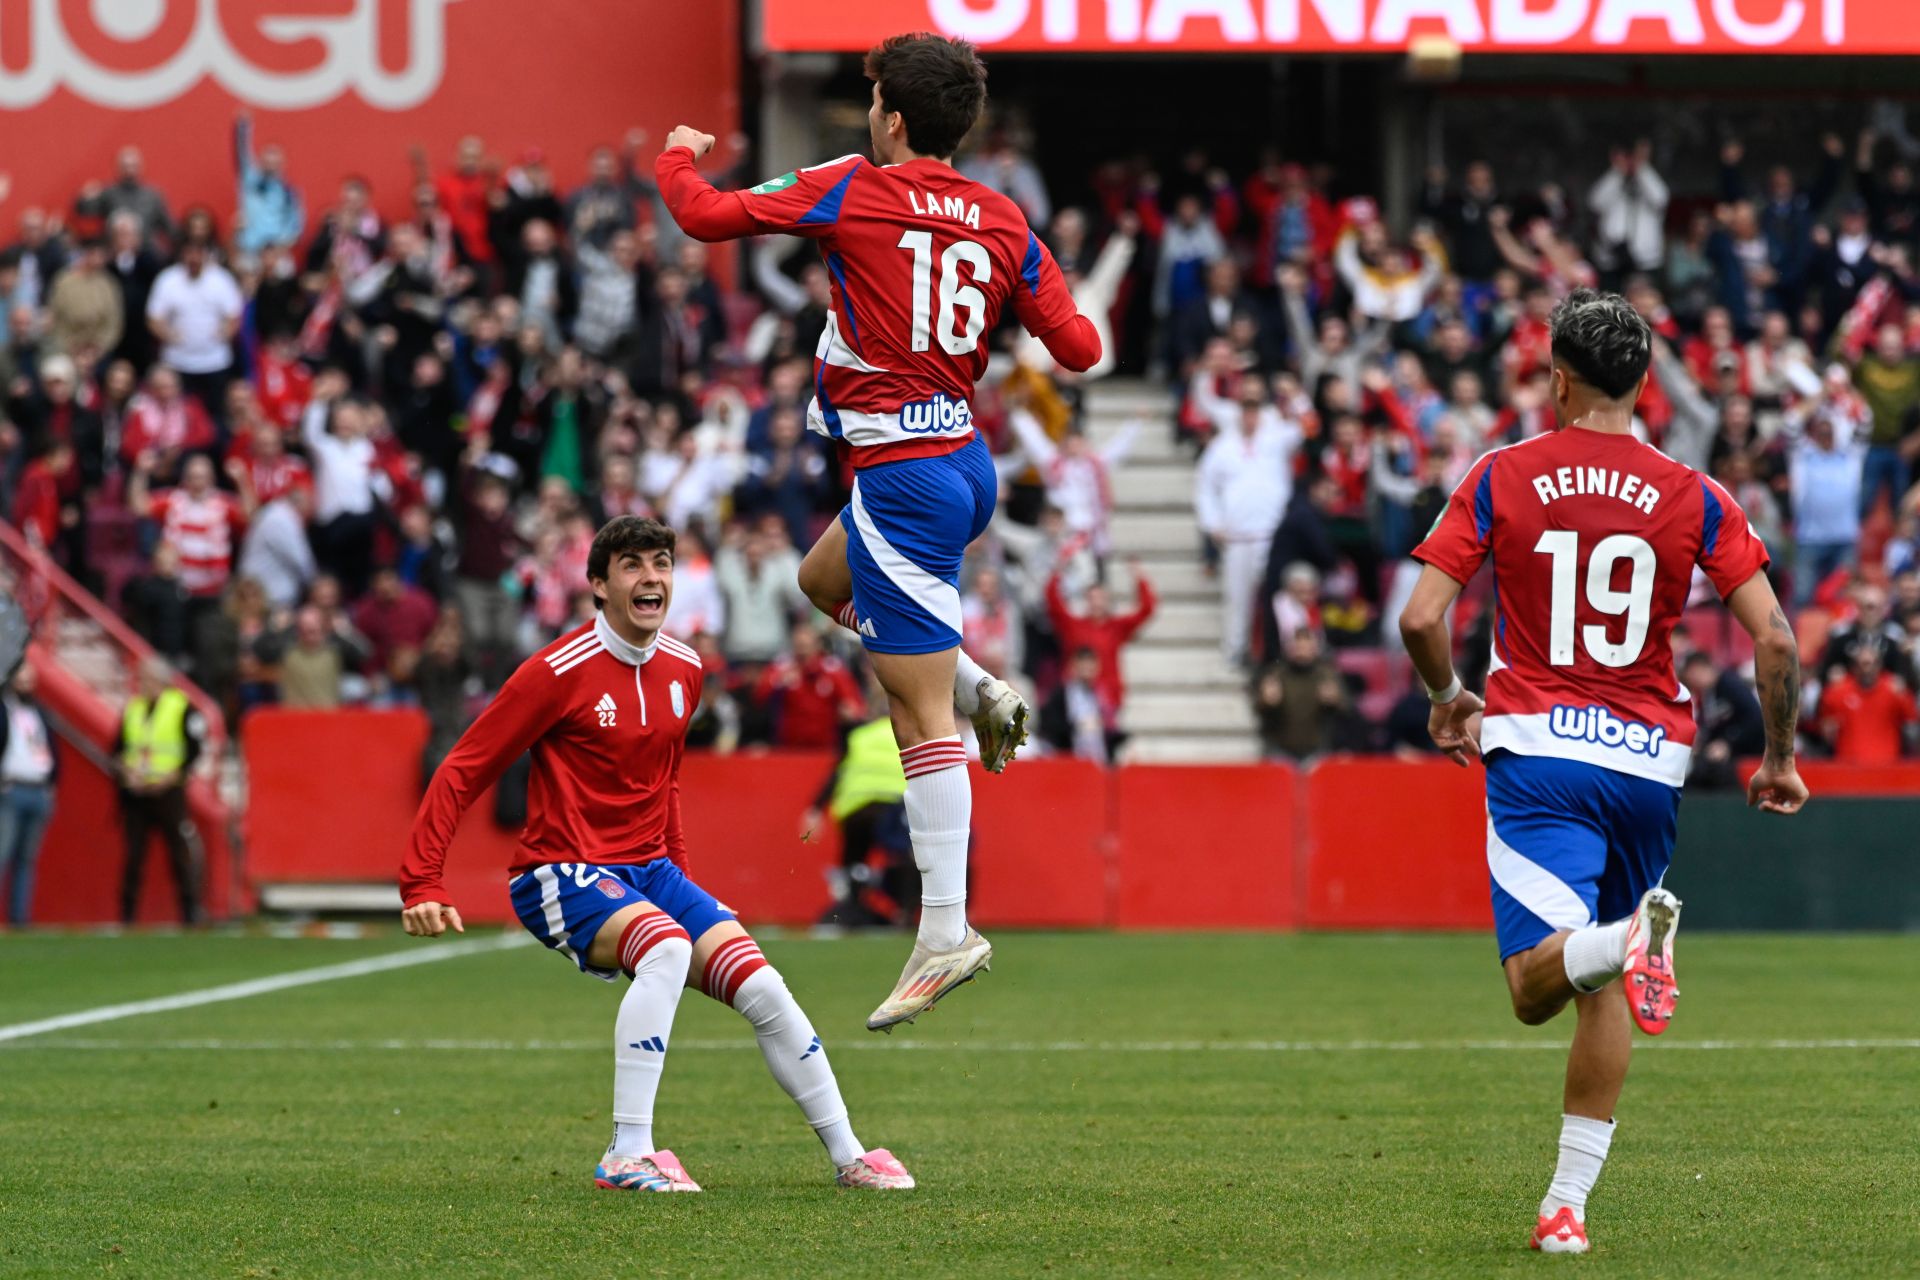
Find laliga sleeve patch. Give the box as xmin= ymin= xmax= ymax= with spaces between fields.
xmin=749 ymin=172 xmax=798 ymax=195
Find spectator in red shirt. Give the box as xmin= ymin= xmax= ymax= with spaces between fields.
xmin=1817 ymin=646 xmax=1919 ymax=764
xmin=351 ymin=567 xmax=440 ymax=691
xmin=1045 ymin=563 xmax=1158 ymax=716
xmin=11 ymin=441 xmax=76 ymax=554
xmin=415 ymin=136 xmax=496 ymax=270
xmin=755 ymin=624 xmax=863 ymax=750
xmin=254 ymin=331 xmax=313 ymax=431
xmin=120 ymin=365 xmax=216 ymax=486
xmin=227 ymin=420 xmax=311 ymax=507
xmin=129 ymin=453 xmax=249 ymax=599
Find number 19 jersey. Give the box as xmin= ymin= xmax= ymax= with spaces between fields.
xmin=1413 ymin=426 xmax=1770 ymax=787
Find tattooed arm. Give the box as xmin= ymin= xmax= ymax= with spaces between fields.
xmin=1726 ymin=573 xmax=1810 ymax=815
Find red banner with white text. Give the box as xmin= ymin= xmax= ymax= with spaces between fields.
xmin=764 ymin=0 xmax=1902 ymax=56
xmin=0 ymin=0 xmax=739 ymax=238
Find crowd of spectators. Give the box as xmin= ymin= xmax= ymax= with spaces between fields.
xmin=3 ymin=105 xmax=1918 ymax=770
xmin=1112 ymin=126 xmax=1920 ymax=767
xmin=0 ymin=118 xmax=1165 ymax=769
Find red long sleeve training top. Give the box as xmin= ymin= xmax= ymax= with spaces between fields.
xmin=399 ymin=616 xmax=706 ymax=908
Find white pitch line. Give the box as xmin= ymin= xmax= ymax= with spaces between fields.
xmin=4 ymin=1036 xmax=1919 ymax=1053
xmin=0 ymin=934 xmax=528 ymax=1044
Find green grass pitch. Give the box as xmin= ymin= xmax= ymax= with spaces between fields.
xmin=2 ymin=930 xmax=1916 ymax=1277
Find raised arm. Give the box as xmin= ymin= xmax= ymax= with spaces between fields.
xmin=1650 ymin=337 xmax=1717 ymax=471
xmin=1724 ymin=572 xmax=1808 ymax=814
xmin=655 ymin=131 xmax=856 ymax=243
xmin=1011 ymin=230 xmax=1101 ymax=372
xmin=1004 ymin=406 xmax=1059 ymax=468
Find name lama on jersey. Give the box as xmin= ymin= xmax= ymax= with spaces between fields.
xmin=905 ymin=190 xmax=982 ymax=228
xmin=899 ymin=391 xmax=973 ymax=435
xmin=1548 ymin=704 xmax=1668 ymax=758
xmin=1530 ymin=467 xmax=1662 ymax=515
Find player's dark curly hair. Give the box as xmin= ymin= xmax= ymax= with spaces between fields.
xmin=587 ymin=516 xmax=676 ymax=605
xmin=864 ymin=32 xmax=988 ymax=160
xmin=1550 ymin=288 xmax=1653 ymax=401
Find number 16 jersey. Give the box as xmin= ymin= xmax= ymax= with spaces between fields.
xmin=656 ymin=148 xmax=1092 ymax=468
xmin=1413 ymin=426 xmax=1770 ymax=787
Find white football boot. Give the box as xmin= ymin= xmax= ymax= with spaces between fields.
xmin=866 ymin=926 xmax=993 ymax=1031
xmin=969 ymin=677 xmax=1029 ymax=773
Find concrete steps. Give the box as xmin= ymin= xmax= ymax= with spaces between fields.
xmin=1043 ymin=377 xmax=1258 ymax=762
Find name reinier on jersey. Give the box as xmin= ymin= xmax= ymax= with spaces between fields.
xmin=398 ymin=618 xmax=707 ymax=909
xmin=1413 ymin=428 xmax=1770 ymax=788
xmin=656 ymin=147 xmax=1099 ymax=467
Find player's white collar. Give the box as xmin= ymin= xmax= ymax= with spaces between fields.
xmin=594 ymin=611 xmax=657 ymax=667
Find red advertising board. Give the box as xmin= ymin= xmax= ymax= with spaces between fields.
xmin=764 ymin=0 xmax=1900 ymax=56
xmin=0 ymin=0 xmax=739 ymax=236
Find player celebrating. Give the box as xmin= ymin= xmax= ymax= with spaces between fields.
xmin=654 ymin=33 xmax=1103 ymax=1030
xmin=1398 ymin=290 xmax=1808 ymax=1254
xmin=398 ymin=516 xmax=914 ymax=1194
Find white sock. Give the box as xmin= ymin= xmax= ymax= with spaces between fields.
xmin=1562 ymin=919 xmax=1631 ymax=994
xmin=607 ymin=931 xmax=692 ymax=1158
xmin=899 ymin=741 xmax=970 ymax=949
xmin=1542 ymin=1114 xmax=1616 ymax=1218
xmin=731 ymin=967 xmax=864 ymax=1168
xmin=953 ymin=650 xmax=991 ymax=715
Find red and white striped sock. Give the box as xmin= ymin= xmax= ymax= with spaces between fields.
xmin=699 ymin=934 xmax=769 ymax=1005
xmin=608 ymin=913 xmax=692 ymax=1158
xmin=830 ymin=600 xmax=860 ymax=632
xmin=899 ymin=737 xmax=971 ymax=950
xmin=728 ymin=966 xmax=863 ymax=1168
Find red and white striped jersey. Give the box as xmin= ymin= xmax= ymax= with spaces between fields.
xmin=1414 ymin=426 xmax=1770 ymax=787
xmin=399 ymin=615 xmax=705 ymax=908
xmin=146 ymin=488 xmax=245 ymax=597
xmin=658 ymin=147 xmax=1098 ymax=467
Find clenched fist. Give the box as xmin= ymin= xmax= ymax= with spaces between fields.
xmin=401 ymin=901 xmax=465 ymax=937
xmin=664 ymin=126 xmax=715 ymax=159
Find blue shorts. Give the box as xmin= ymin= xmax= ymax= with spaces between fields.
xmin=839 ymin=434 xmax=997 ymax=654
xmin=508 ymin=859 xmax=734 ymax=982
xmin=1485 ymin=750 xmax=1680 ymax=962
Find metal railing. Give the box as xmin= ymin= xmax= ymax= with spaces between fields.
xmin=0 ymin=519 xmax=228 ymax=759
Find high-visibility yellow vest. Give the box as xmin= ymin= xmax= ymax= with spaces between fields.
xmin=122 ymin=688 xmax=190 ymax=778
xmin=829 ymin=718 xmax=908 ymax=822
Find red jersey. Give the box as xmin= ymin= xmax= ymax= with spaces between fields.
xmin=657 ymin=147 xmax=1099 ymax=467
xmin=1817 ymin=674 xmax=1918 ymax=764
xmin=146 ymin=488 xmax=246 ymax=597
xmin=1046 ymin=571 xmax=1158 ymax=713
xmin=121 ymin=394 xmax=216 ymax=466
xmin=225 ymin=435 xmax=312 ymax=506
xmin=754 ymin=653 xmax=864 ymax=749
xmin=1415 ymin=427 xmax=1770 ymax=787
xmin=400 ymin=617 xmax=705 ymax=908
xmin=255 ymin=350 xmax=314 ymax=430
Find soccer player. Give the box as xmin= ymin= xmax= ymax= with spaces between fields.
xmin=1399 ymin=290 xmax=1810 ymax=1254
xmin=654 ymin=33 xmax=1104 ymax=1030
xmin=398 ymin=516 xmax=914 ymax=1194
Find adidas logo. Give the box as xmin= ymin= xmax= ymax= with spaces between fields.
xmin=858 ymin=618 xmax=878 ymax=639
xmin=628 ymin=1036 xmax=666 ymax=1052
xmin=595 ymin=693 xmax=617 ymax=727
xmin=799 ymin=1035 xmax=822 ymax=1062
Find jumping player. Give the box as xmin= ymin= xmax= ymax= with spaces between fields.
xmin=398 ymin=516 xmax=914 ymax=1194
xmin=1398 ymin=290 xmax=1809 ymax=1253
xmin=654 ymin=33 xmax=1103 ymax=1030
